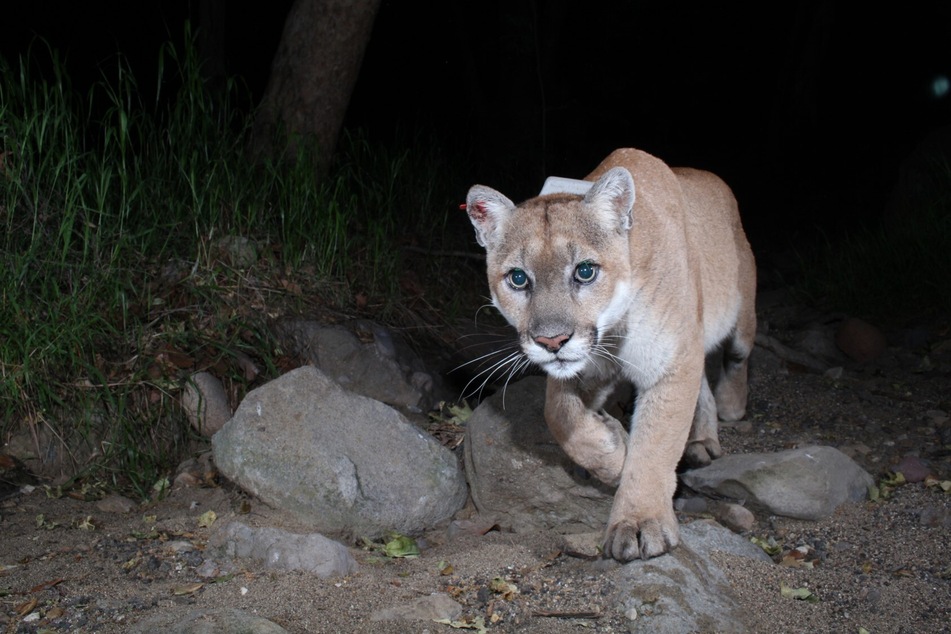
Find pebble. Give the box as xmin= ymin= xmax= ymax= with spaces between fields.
xmin=712 ymin=502 xmax=756 ymax=533
xmin=166 ymin=540 xmax=197 ymax=554
xmin=835 ymin=317 xmax=887 ymax=363
xmin=894 ymin=455 xmax=930 ymax=482
xmin=96 ymin=495 xmax=137 ymax=514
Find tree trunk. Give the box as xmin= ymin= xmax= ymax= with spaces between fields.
xmin=252 ymin=0 xmax=380 ymax=172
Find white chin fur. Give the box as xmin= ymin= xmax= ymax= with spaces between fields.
xmin=541 ymin=360 xmax=586 ymax=380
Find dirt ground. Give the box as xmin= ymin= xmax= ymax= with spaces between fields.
xmin=1 ymin=309 xmax=950 ymax=633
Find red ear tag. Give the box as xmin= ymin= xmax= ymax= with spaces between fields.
xmin=459 ymin=203 xmax=467 ymax=210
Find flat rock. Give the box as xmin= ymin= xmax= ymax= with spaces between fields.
xmin=681 ymin=445 xmax=873 ymax=520
xmin=208 ymin=521 xmax=357 ymax=578
xmin=130 ymin=607 xmax=288 ymax=634
xmin=370 ymin=592 xmax=463 ymax=622
xmin=213 ymin=366 xmax=467 ymax=538
xmin=464 ymin=376 xmax=614 ymax=533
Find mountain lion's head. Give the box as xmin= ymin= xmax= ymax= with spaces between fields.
xmin=466 ymin=168 xmax=637 ymax=380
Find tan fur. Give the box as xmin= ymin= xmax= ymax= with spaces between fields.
xmin=466 ymin=148 xmax=756 ymax=561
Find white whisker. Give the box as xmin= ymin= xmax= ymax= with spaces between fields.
xmin=459 ymin=348 xmax=526 ymax=401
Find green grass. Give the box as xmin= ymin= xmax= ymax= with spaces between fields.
xmin=0 ymin=34 xmax=466 ymax=497
xmin=795 ymin=160 xmax=951 ymax=324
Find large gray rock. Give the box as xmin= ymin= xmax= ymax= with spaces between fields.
xmin=618 ymin=520 xmax=769 ymax=633
xmin=681 ymin=445 xmax=873 ymax=520
xmin=213 ymin=366 xmax=467 ymax=538
xmin=464 ymin=376 xmax=614 ymax=533
xmin=274 ymin=318 xmax=436 ymax=412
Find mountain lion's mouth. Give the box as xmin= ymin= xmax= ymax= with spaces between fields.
xmin=540 ymin=356 xmax=586 ymax=380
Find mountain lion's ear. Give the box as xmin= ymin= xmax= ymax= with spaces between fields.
xmin=466 ymin=185 xmax=515 ymax=248
xmin=584 ymin=167 xmax=635 ymax=232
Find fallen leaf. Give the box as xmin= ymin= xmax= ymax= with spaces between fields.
xmin=171 ymin=582 xmax=204 ymax=596
xmin=152 ymin=477 xmax=171 ymax=497
xmin=433 ymin=616 xmax=487 ymax=633
xmin=29 ymin=578 xmax=65 ymax=593
xmin=489 ymin=576 xmax=518 ymax=601
xmin=384 ymin=533 xmax=420 ymax=559
xmin=15 ymin=597 xmax=37 ymax=616
xmin=197 ymin=510 xmax=217 ymax=528
xmin=750 ymin=535 xmax=782 ymax=556
xmin=45 ymin=606 xmax=65 ymax=619
xmin=448 ymin=401 xmax=473 ymax=423
xmin=75 ymin=516 xmax=97 ymax=531
xmin=438 ymin=560 xmax=454 ymax=576
xmin=780 ymin=582 xmax=819 ymax=602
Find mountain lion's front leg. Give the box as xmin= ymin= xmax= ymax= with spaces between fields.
xmin=602 ymin=368 xmax=700 ymax=561
xmin=544 ymin=377 xmax=628 ymax=487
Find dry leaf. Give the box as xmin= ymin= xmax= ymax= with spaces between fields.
xmin=780 ymin=582 xmax=819 ymax=602
xmin=15 ymin=597 xmax=38 ymax=616
xmin=197 ymin=510 xmax=217 ymax=529
xmin=433 ymin=616 xmax=487 ymax=633
xmin=172 ymin=582 xmax=204 ymax=596
xmin=489 ymin=576 xmax=518 ymax=601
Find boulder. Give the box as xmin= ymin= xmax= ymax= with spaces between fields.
xmin=464 ymin=376 xmax=614 ymax=533
xmin=681 ymin=445 xmax=873 ymax=520
xmin=213 ymin=366 xmax=467 ymax=538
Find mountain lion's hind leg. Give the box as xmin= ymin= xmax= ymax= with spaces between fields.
xmin=684 ymin=373 xmax=722 ymax=467
xmin=714 ymin=299 xmax=756 ymax=421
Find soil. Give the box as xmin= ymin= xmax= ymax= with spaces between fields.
xmin=2 ymin=303 xmax=950 ymax=634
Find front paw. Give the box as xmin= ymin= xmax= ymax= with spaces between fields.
xmin=603 ymin=508 xmax=679 ymax=562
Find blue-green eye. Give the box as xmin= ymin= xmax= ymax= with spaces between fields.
xmin=507 ymin=268 xmax=529 ymax=290
xmin=574 ymin=261 xmax=598 ymax=283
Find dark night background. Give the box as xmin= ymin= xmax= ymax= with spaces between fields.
xmin=4 ymin=2 xmax=951 ymax=263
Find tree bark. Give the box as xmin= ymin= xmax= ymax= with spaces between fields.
xmin=252 ymin=0 xmax=381 ymax=171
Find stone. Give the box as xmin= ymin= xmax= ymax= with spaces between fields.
xmin=96 ymin=494 xmax=137 ymax=514
xmin=464 ymin=376 xmax=614 ymax=533
xmin=835 ymin=317 xmax=887 ymax=363
xmin=212 ymin=366 xmax=467 ymax=538
xmin=274 ymin=319 xmax=436 ymax=412
xmin=710 ymin=501 xmax=756 ymax=533
xmin=681 ymin=445 xmax=874 ymax=520
xmin=209 ymin=521 xmax=357 ymax=578
xmin=617 ymin=520 xmax=770 ymax=633
xmin=130 ymin=607 xmax=288 ymax=634
xmin=370 ymin=592 xmax=463 ymax=622
xmin=795 ymin=324 xmax=845 ymax=363
xmin=181 ymin=371 xmax=231 ymax=437
xmin=212 ymin=235 xmax=258 ymax=268
xmin=894 ymin=455 xmax=930 ymax=482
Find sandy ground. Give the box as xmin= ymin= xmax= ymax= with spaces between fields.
xmin=2 ymin=317 xmax=950 ymax=633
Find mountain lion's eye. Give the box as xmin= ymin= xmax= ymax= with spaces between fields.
xmin=507 ymin=268 xmax=529 ymax=290
xmin=574 ymin=261 xmax=598 ymax=283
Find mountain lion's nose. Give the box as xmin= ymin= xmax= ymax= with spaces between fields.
xmin=534 ymin=333 xmax=571 ymax=352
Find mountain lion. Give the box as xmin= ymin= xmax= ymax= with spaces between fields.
xmin=465 ymin=148 xmax=756 ymax=561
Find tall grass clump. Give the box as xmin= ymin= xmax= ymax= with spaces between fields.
xmin=0 ymin=32 xmax=460 ymax=496
xmin=796 ymin=156 xmax=951 ymax=322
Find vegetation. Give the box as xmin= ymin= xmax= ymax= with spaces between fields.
xmin=795 ymin=158 xmax=951 ymax=324
xmin=0 ymin=37 xmax=469 ymax=497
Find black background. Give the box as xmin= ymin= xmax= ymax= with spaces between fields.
xmin=5 ymin=1 xmax=951 ymax=257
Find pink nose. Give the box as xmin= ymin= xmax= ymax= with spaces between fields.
xmin=534 ymin=334 xmax=570 ymax=352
